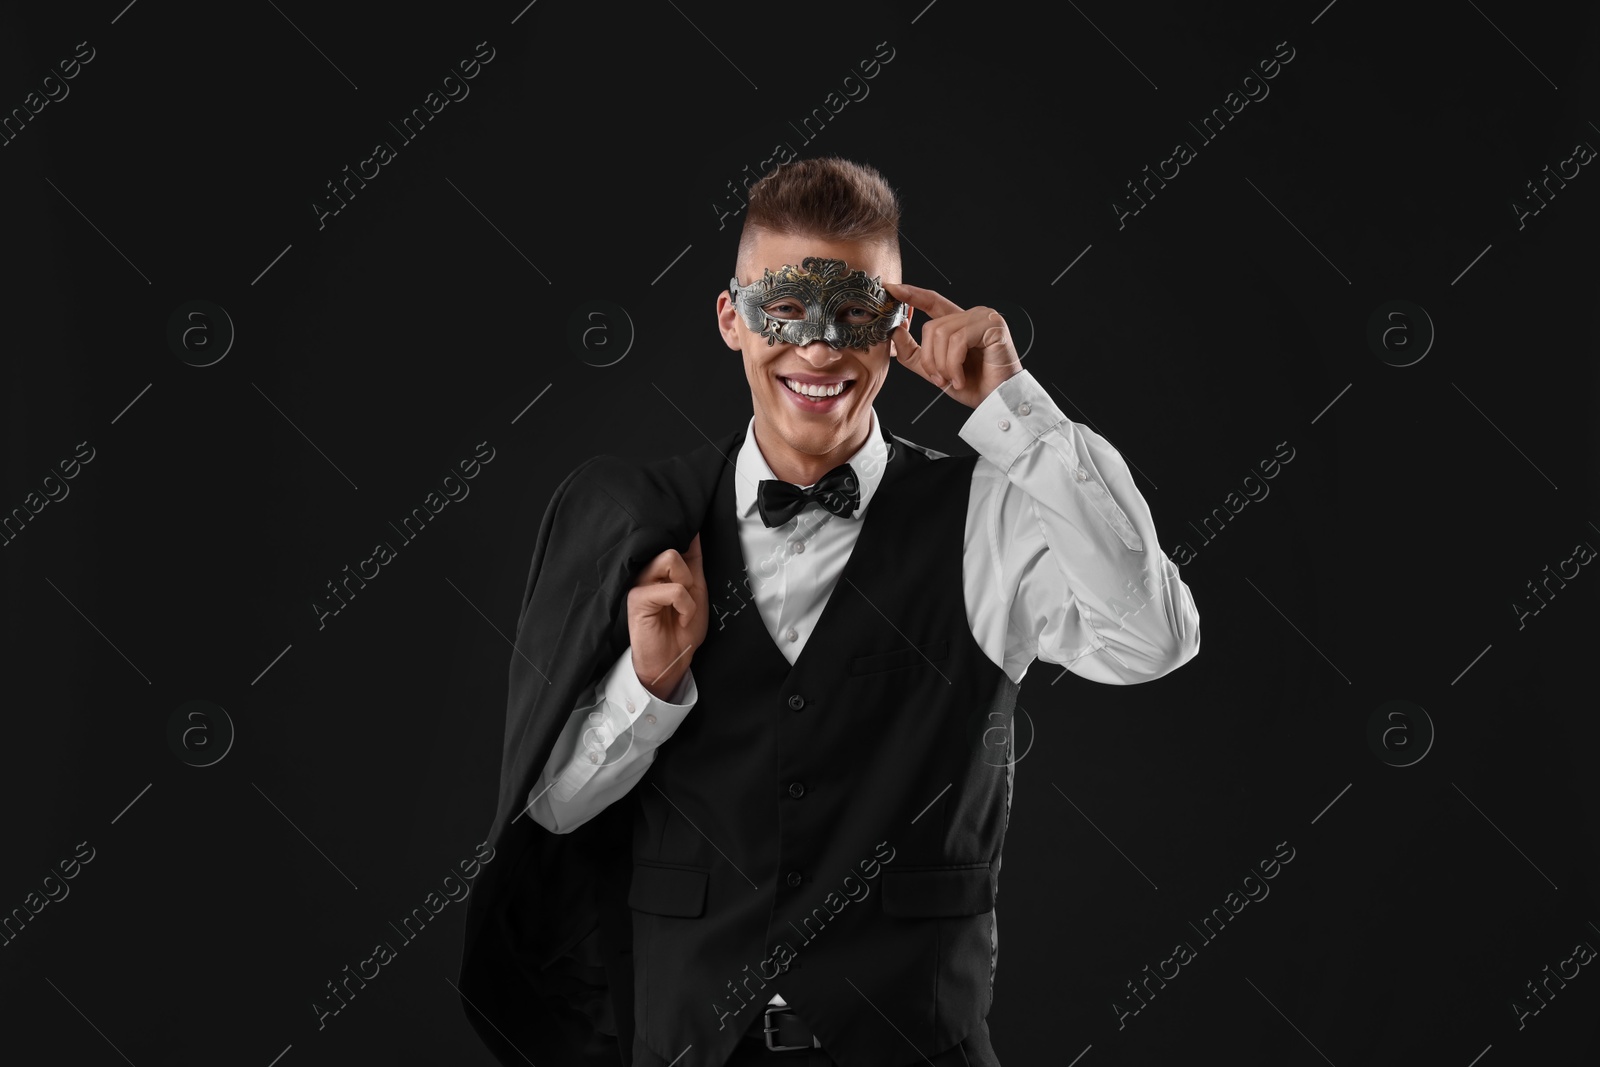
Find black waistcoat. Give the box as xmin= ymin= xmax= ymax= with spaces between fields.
xmin=626 ymin=418 xmax=1021 ymax=1067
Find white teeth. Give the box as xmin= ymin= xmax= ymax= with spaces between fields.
xmin=783 ymin=378 xmax=847 ymax=398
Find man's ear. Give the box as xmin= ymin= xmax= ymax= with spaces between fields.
xmin=716 ymin=290 xmax=743 ymax=352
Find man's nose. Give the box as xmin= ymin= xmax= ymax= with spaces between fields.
xmin=796 ymin=338 xmax=843 ymax=364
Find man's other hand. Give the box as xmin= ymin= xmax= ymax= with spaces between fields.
xmin=626 ymin=533 xmax=708 ymax=701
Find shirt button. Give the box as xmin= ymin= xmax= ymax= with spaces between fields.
xmin=786 ymin=871 xmax=803 ymax=887
xmin=788 ymin=782 xmax=805 ymax=798
xmin=786 ymin=627 xmax=798 ymax=642
xmin=588 ymin=752 xmax=600 ymax=764
xmin=1074 ymin=467 xmax=1087 ymax=481
xmin=997 ymin=418 xmax=1010 ymax=431
xmin=788 ymin=694 xmax=805 ymax=711
xmin=645 ymin=713 xmax=657 ymax=725
xmin=624 ymin=698 xmax=635 ymax=713
xmin=791 ymin=540 xmax=805 ymax=554
xmin=1018 ymin=401 xmax=1031 ymax=415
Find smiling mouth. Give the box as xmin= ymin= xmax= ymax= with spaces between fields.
xmin=779 ymin=376 xmax=855 ymax=401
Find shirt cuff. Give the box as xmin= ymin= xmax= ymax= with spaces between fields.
xmin=549 ymin=646 xmax=696 ymax=801
xmin=957 ymin=369 xmax=1067 ymax=473
xmin=604 ymin=647 xmax=697 ymax=745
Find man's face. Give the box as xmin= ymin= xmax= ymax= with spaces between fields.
xmin=716 ymin=232 xmax=904 ymax=465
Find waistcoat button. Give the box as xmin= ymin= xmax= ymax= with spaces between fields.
xmin=787 ymin=694 xmax=804 ymax=710
xmin=788 ymin=781 xmax=805 ymax=798
xmin=786 ymin=870 xmax=803 ymax=887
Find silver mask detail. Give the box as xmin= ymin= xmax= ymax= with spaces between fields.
xmin=729 ymin=257 xmax=907 ymax=350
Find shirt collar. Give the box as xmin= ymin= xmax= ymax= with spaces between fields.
xmin=735 ymin=407 xmax=889 ymax=523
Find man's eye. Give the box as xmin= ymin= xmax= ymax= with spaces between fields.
xmin=839 ymin=306 xmax=879 ymax=322
xmin=764 ymin=301 xmax=805 ymax=319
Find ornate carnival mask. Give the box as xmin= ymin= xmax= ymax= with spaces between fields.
xmin=728 ymin=257 xmax=907 ymax=350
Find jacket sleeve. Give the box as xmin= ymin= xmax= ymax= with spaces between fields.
xmin=459 ymin=452 xmax=639 ymax=1067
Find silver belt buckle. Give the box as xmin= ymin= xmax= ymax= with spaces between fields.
xmin=762 ymin=1004 xmax=820 ymax=1051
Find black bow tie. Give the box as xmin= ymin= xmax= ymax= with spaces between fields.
xmin=756 ymin=463 xmax=861 ymax=527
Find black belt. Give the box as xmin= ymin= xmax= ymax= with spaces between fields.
xmin=745 ymin=1004 xmax=822 ymax=1051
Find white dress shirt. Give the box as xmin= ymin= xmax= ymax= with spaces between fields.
xmin=525 ymin=368 xmax=1200 ymax=840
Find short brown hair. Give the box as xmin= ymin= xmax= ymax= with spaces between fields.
xmin=737 ymin=157 xmax=901 ymax=272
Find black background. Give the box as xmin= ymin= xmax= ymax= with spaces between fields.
xmin=2 ymin=1 xmax=1597 ymax=1064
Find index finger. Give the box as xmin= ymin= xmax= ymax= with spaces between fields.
xmin=883 ymin=281 xmax=965 ymax=319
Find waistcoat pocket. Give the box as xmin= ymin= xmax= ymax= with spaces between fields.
xmin=849 ymin=638 xmax=951 ymax=676
xmin=880 ymin=862 xmax=994 ymax=917
xmin=627 ymin=862 xmax=709 ymax=917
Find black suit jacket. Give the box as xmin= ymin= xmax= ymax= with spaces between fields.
xmin=457 ymin=428 xmax=736 ymax=1066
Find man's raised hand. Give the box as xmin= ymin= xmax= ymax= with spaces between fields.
xmin=883 ymin=282 xmax=1022 ymax=409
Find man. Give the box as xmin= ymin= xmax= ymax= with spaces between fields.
xmin=457 ymin=157 xmax=1200 ymax=1067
